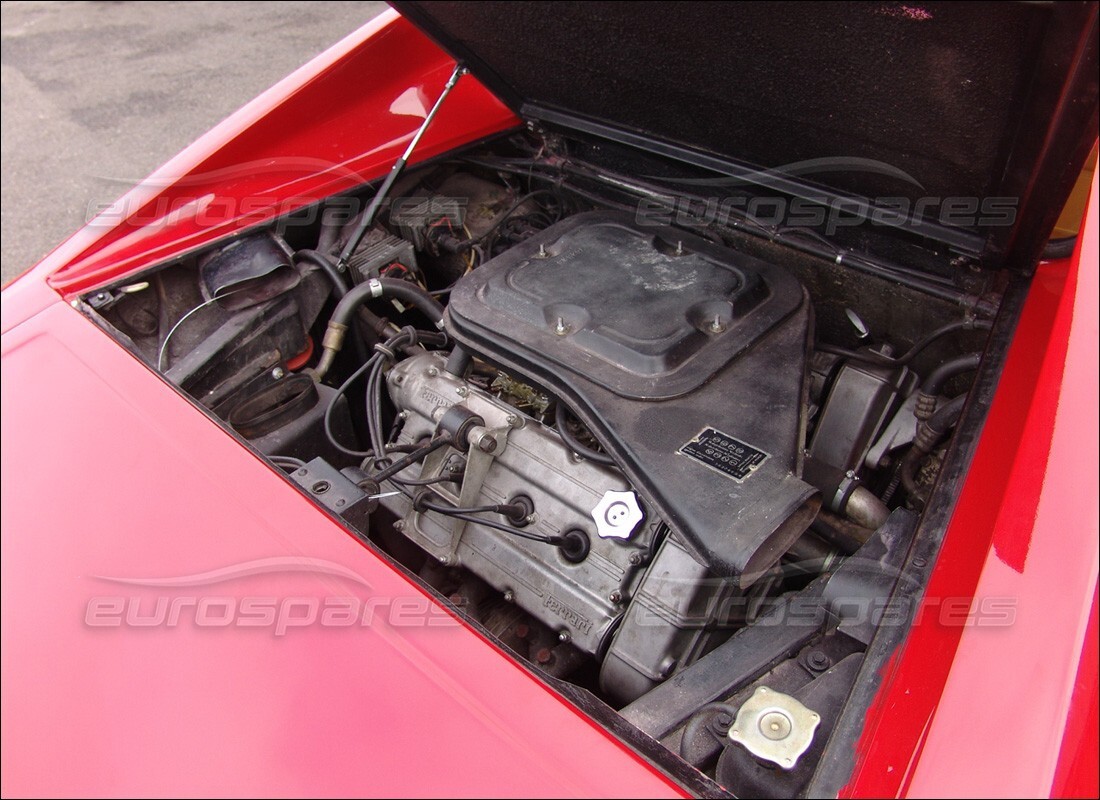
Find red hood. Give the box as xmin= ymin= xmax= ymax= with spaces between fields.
xmin=0 ymin=297 xmax=683 ymax=797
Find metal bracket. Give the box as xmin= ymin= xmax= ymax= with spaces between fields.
xmin=404 ymin=419 xmax=512 ymax=564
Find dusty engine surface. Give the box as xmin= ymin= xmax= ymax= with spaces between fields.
xmin=377 ymin=212 xmax=824 ymax=701
xmin=446 ymin=212 xmax=820 ymax=585
xmin=382 ymin=351 xmax=742 ymax=702
xmin=109 ymin=115 xmax=999 ymax=790
xmin=382 ymin=350 xmax=657 ymax=659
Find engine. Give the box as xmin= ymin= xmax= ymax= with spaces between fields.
xmin=93 ymin=144 xmax=993 ymax=794
xmin=373 ymin=211 xmax=821 ymax=701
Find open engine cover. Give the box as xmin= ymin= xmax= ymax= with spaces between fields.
xmin=447 ymin=212 xmax=819 ymax=585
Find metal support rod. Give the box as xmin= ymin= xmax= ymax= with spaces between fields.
xmin=337 ymin=63 xmax=467 ymax=271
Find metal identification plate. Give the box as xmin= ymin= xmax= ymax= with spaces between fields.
xmin=679 ymin=427 xmax=769 ymax=482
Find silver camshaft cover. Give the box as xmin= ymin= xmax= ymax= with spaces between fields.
xmin=380 ymin=351 xmax=660 ymax=657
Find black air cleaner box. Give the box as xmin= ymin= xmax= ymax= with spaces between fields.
xmin=446 ymin=212 xmax=819 ymax=585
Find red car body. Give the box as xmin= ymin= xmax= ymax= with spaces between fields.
xmin=2 ymin=8 xmax=1097 ymax=797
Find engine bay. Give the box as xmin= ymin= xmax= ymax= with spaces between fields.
xmin=86 ymin=129 xmax=1001 ymax=796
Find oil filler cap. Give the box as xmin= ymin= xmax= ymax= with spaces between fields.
xmin=728 ymin=686 xmax=820 ymax=770
xmin=592 ymin=490 xmax=643 ymax=540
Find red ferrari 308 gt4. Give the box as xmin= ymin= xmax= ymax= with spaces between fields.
xmin=2 ymin=3 xmax=1097 ymax=797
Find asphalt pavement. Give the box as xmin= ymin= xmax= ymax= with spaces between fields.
xmin=1 ymin=0 xmax=388 ymax=284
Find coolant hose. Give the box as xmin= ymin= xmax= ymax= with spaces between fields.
xmin=316 ymin=205 xmax=344 ymax=256
xmin=332 ymin=278 xmax=445 ymax=329
xmin=803 ymin=456 xmax=890 ymax=530
xmin=915 ymin=352 xmax=981 ymax=421
xmin=294 ymin=249 xmax=348 ymax=299
xmin=311 ymin=278 xmax=445 ymax=381
xmin=901 ymin=394 xmax=968 ymax=508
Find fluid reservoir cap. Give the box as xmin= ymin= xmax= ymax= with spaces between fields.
xmin=728 ymin=686 xmax=820 ymax=770
xmin=592 ymin=490 xmax=643 ymax=540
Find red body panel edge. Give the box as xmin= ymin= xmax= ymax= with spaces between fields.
xmin=844 ymin=174 xmax=1100 ymax=799
xmin=2 ymin=7 xmax=1098 ymax=797
xmin=3 ymin=9 xmax=518 ymax=314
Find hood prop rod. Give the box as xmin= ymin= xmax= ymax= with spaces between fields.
xmin=337 ymin=62 xmax=467 ymax=272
